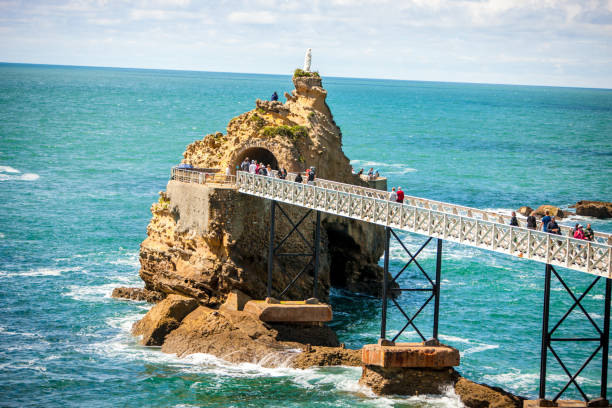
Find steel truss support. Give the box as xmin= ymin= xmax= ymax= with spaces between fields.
xmin=267 ymin=200 xmax=322 ymax=300
xmin=538 ymin=264 xmax=611 ymax=404
xmin=380 ymin=228 xmax=443 ymax=342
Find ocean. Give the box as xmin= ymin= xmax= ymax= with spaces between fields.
xmin=0 ymin=63 xmax=610 ymax=407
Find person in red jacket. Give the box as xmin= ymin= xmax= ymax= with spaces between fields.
xmin=396 ymin=187 xmax=404 ymax=203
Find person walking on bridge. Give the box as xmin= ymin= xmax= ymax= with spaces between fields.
xmin=509 ymin=211 xmax=519 ymax=227
xmin=389 ymin=187 xmax=397 ymax=202
xmin=540 ymin=210 xmax=551 ymax=232
xmin=294 ymin=172 xmax=303 ymax=183
xmin=527 ymin=211 xmax=537 ymax=230
xmin=584 ymin=223 xmax=594 ymax=241
xmin=396 ymin=187 xmax=404 ymax=203
xmin=547 ymin=216 xmax=561 ymax=235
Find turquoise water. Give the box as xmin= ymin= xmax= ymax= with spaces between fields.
xmin=0 ymin=63 xmax=611 ymax=407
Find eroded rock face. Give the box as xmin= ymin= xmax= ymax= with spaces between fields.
xmin=360 ymin=365 xmax=459 ymax=395
xmin=111 ymin=287 xmax=166 ymax=303
xmin=138 ymin=74 xmax=386 ymax=304
xmin=570 ymin=200 xmax=612 ymax=219
xmin=454 ymin=377 xmax=524 ymax=408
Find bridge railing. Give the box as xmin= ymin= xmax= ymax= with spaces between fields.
xmin=236 ymin=171 xmax=611 ymax=278
xmin=171 ymin=167 xmax=235 ymax=185
xmin=272 ymin=172 xmax=610 ymax=245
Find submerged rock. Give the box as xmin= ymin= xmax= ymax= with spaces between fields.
xmin=570 ymin=200 xmax=612 ymax=219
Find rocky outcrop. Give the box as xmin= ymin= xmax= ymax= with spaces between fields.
xmin=533 ymin=205 xmax=565 ymax=219
xmin=360 ymin=365 xmax=458 ymax=396
xmin=111 ymin=287 xmax=166 ymax=303
xmin=291 ymin=346 xmax=361 ymax=368
xmin=137 ymin=74 xmax=386 ymax=306
xmin=516 ymin=206 xmax=533 ymax=217
xmin=131 ymin=294 xmax=199 ymax=346
xmin=570 ymin=200 xmax=612 ymax=219
xmin=455 ymin=377 xmax=524 ymax=408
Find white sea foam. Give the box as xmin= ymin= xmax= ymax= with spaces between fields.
xmin=349 ymin=159 xmax=417 ymax=174
xmin=484 ymin=369 xmax=598 ymax=391
xmin=439 ymin=334 xmax=471 ymax=344
xmin=0 ymin=165 xmax=20 ymax=173
xmin=0 ymin=172 xmax=40 ymax=181
xmin=0 ymin=232 xmax=4 ymax=239
xmin=462 ymin=343 xmax=499 ymax=356
xmin=0 ymin=266 xmax=81 ymax=278
xmin=64 ymin=283 xmax=118 ymax=302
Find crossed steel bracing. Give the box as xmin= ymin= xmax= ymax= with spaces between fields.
xmin=380 ymin=228 xmax=442 ymax=342
xmin=266 ymin=200 xmax=321 ymax=299
xmin=539 ymin=264 xmax=611 ymax=403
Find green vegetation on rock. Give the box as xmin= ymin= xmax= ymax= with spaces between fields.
xmin=249 ymin=113 xmax=265 ymax=129
xmin=260 ymin=125 xmax=308 ymax=142
xmin=293 ymin=69 xmax=320 ymax=78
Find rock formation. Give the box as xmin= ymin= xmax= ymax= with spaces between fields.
xmin=533 ymin=205 xmax=565 ymax=219
xmin=137 ymin=73 xmax=386 ymax=306
xmin=570 ymin=200 xmax=612 ymax=219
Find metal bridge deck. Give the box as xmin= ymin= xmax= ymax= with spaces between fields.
xmin=234 ymin=171 xmax=611 ymax=279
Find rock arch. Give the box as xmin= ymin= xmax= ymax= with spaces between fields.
xmin=230 ymin=141 xmax=281 ymax=172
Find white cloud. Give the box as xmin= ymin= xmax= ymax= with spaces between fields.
xmin=227 ymin=11 xmax=276 ymax=24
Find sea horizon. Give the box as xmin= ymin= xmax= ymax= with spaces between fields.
xmin=2 ymin=61 xmax=611 ymax=91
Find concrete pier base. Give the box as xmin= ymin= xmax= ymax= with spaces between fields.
xmin=243 ymin=299 xmax=332 ymax=323
xmin=359 ymin=341 xmax=461 ymax=395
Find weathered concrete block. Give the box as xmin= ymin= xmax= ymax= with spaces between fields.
xmin=243 ymin=300 xmax=332 ymax=322
xmin=361 ymin=342 xmax=460 ymax=368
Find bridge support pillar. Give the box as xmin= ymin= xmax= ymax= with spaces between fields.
xmin=266 ymin=201 xmax=322 ymax=300
xmin=379 ymin=229 xmax=443 ymax=343
xmin=536 ymin=264 xmax=611 ymax=406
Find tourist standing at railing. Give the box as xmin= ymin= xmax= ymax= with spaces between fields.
xmin=249 ymin=160 xmax=256 ymax=174
xmin=241 ymin=158 xmax=250 ymax=172
xmin=294 ymin=172 xmax=303 ymax=183
xmin=278 ymin=168 xmax=287 ymax=180
xmin=527 ymin=211 xmax=537 ymax=230
xmin=307 ymin=167 xmax=316 ymax=185
xmin=389 ymin=187 xmax=397 ymax=202
xmin=396 ymin=187 xmax=404 ymax=203
xmin=509 ymin=211 xmax=519 ymax=227
xmin=540 ymin=210 xmax=551 ymax=232
xmin=266 ymin=164 xmax=272 ymax=176
xmin=584 ymin=224 xmax=594 ymax=241
xmin=573 ymin=224 xmax=585 ymax=239
xmin=547 ymin=216 xmax=561 ymax=235
xmin=225 ymin=165 xmax=231 ymax=177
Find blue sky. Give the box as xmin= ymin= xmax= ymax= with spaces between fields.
xmin=1 ymin=0 xmax=611 ymax=88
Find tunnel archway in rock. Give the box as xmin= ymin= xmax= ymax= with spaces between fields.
xmin=234 ymin=147 xmax=279 ymax=171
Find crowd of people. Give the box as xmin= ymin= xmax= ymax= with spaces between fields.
xmin=238 ymin=157 xmax=316 ymax=184
xmin=352 ymin=167 xmax=380 ymax=180
xmin=237 ymin=158 xmax=598 ymax=242
xmin=512 ymin=210 xmax=594 ymax=241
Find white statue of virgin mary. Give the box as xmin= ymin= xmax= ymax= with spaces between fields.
xmin=303 ymin=48 xmax=312 ymax=72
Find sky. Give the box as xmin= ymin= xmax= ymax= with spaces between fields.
xmin=1 ymin=0 xmax=611 ymax=88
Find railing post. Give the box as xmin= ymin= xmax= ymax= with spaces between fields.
xmin=267 ymin=201 xmax=276 ymax=298
xmin=313 ymin=210 xmax=322 ymax=299
xmin=381 ymin=226 xmax=391 ymax=340
xmin=539 ymin=263 xmax=552 ymax=401
xmin=601 ymin=277 xmax=611 ymax=401
xmin=433 ymin=238 xmax=442 ymax=339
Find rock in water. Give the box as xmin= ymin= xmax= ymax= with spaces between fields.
xmin=131 ymin=294 xmax=199 ymax=346
xmin=138 ymin=73 xmax=387 ymax=305
xmin=570 ymin=200 xmax=612 ymax=219
xmin=516 ymin=206 xmax=533 ymax=217
xmin=533 ymin=205 xmax=564 ymax=219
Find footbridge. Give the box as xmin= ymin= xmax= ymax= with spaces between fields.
xmin=172 ymin=166 xmax=611 ymax=405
